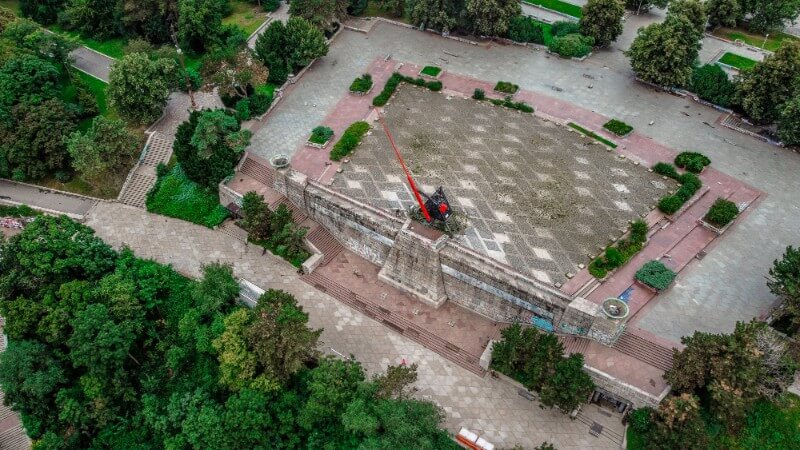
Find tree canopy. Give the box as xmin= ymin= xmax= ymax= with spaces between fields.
xmin=0 ymin=215 xmax=458 ymax=448
xmin=579 ymin=0 xmax=625 ymax=48
xmin=736 ymin=41 xmax=800 ymax=124
xmin=107 ymin=52 xmax=177 ymax=125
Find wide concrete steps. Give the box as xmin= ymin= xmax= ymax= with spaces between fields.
xmin=118 ymin=132 xmax=172 ymax=208
xmin=302 ymin=272 xmax=486 ymax=377
xmin=559 ymin=334 xmax=590 ymax=356
xmin=575 ymin=410 xmax=624 ymax=446
xmin=612 ymin=331 xmax=674 ymax=372
xmin=306 ymin=226 xmax=344 ymax=265
xmin=269 ymin=198 xmax=308 ymax=225
xmin=240 ymin=155 xmax=274 ymax=187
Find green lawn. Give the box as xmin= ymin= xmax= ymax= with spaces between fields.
xmin=716 ymin=27 xmax=799 ymax=52
xmin=76 ymin=70 xmax=111 ymax=116
xmin=523 ymin=0 xmax=582 ymax=18
xmin=222 ymin=0 xmax=268 ymax=36
xmin=48 ymin=24 xmax=126 ymax=59
xmin=718 ymin=52 xmax=758 ymax=70
xmin=0 ymin=0 xmax=20 ymax=14
xmin=146 ymin=165 xmax=229 ymax=228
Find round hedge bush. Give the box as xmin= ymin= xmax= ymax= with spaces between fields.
xmin=704 ymin=198 xmax=739 ymax=228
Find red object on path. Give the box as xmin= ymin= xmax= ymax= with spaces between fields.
xmin=377 ymin=112 xmax=433 ymax=222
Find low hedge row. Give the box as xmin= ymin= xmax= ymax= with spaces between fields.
xmin=588 ymin=220 xmax=648 ymax=279
xmin=654 ymin=163 xmax=703 ymax=215
xmin=0 ymin=204 xmax=39 ymax=218
xmin=372 ymin=73 xmax=444 ymax=106
xmin=330 ymin=121 xmax=370 ymax=161
xmin=488 ymin=95 xmax=534 ymax=113
xmin=704 ymin=198 xmax=739 ymax=228
xmin=674 ymin=151 xmax=711 ymax=174
xmin=603 ymin=119 xmax=633 ymax=136
xmin=349 ymin=73 xmax=373 ymax=93
xmin=635 ymin=260 xmax=676 ymax=291
xmin=567 ymin=122 xmax=617 ymax=148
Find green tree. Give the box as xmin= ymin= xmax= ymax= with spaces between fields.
xmin=64 ymin=0 xmax=123 ymax=38
xmin=579 ymin=0 xmax=625 ymax=48
xmin=466 ymin=0 xmax=521 ymax=37
xmin=66 ymin=117 xmax=142 ymax=183
xmin=0 ymin=340 xmax=64 ymax=437
xmin=690 ymin=63 xmax=736 ymax=107
xmin=743 ymin=0 xmax=800 ymax=34
xmin=375 ymin=0 xmax=405 ymax=16
xmin=668 ymin=0 xmax=707 ymax=34
xmin=20 ymin=0 xmax=66 ymax=25
xmin=1 ymin=20 xmax=76 ymax=69
xmin=207 ymin=48 xmax=269 ymax=100
xmin=538 ymin=353 xmax=594 ymax=413
xmin=0 ymin=7 xmax=16 ymax=31
xmin=0 ymin=54 xmax=62 ymax=118
xmin=769 ymin=246 xmax=800 ymax=328
xmin=285 ymin=16 xmax=329 ymax=69
xmin=736 ymin=41 xmax=800 ymax=124
xmin=108 ymin=53 xmax=176 ymax=125
xmin=240 ymin=191 xmax=272 ymax=242
xmin=778 ymin=96 xmax=800 ymax=145
xmin=0 ymin=99 xmax=77 ymax=180
xmin=177 ymin=0 xmax=227 ymax=53
xmin=706 ymin=0 xmax=741 ymax=28
xmin=173 ymin=109 xmax=250 ymax=188
xmin=408 ymin=0 xmax=458 ymax=33
xmin=299 ymin=357 xmax=366 ymax=445
xmin=648 ymin=393 xmax=708 ymax=449
xmin=289 ymin=0 xmax=349 ymax=30
xmin=625 ymin=13 xmax=703 ymax=87
xmin=121 ymin=0 xmax=176 ymax=44
xmin=625 ymin=0 xmax=670 ymax=12
xmin=245 ymin=289 xmax=322 ymax=384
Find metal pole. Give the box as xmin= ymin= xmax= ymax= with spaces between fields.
xmin=176 ymin=47 xmax=197 ymax=110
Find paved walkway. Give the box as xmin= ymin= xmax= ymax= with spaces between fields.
xmin=0 ymin=180 xmax=96 ymax=219
xmin=84 ymin=201 xmax=618 ymax=449
xmin=70 ymin=46 xmax=114 ymax=82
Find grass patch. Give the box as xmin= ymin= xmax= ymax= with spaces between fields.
xmin=0 ymin=204 xmax=40 ymax=217
xmin=0 ymin=0 xmax=20 ymax=14
xmin=49 ymin=24 xmax=126 ymax=59
xmin=523 ymin=0 xmax=582 ymax=18
xmin=222 ymin=0 xmax=268 ymax=36
xmin=146 ymin=165 xmax=229 ymax=228
xmin=567 ymin=122 xmax=617 ymax=148
xmin=75 ymin=70 xmax=111 ymax=117
xmin=362 ymin=2 xmax=411 ymax=23
xmin=420 ymin=66 xmax=442 ymax=77
xmin=716 ymin=27 xmax=799 ymax=52
xmin=718 ymin=52 xmax=758 ymax=70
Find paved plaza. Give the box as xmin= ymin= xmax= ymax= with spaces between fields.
xmin=244 ymin=16 xmax=800 ymax=343
xmin=331 ymin=86 xmax=673 ymax=284
xmin=85 ymin=202 xmax=619 ymax=449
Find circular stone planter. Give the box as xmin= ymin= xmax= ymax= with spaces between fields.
xmin=602 ymin=298 xmax=629 ymax=320
xmin=270 ymin=154 xmax=290 ymax=169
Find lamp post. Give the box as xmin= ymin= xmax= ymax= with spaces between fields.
xmin=762 ymin=33 xmax=769 ymax=50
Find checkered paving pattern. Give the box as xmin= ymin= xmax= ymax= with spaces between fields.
xmin=332 ymin=87 xmax=675 ymax=284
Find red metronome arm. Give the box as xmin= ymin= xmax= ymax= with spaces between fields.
xmin=377 ymin=112 xmax=433 ymax=222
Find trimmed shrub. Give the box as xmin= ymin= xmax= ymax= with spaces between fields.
xmin=629 ymin=408 xmax=653 ymax=433
xmin=635 ymin=260 xmax=676 ymax=291
xmin=507 ymin=16 xmax=545 ymax=44
xmin=653 ymin=162 xmax=680 ymax=179
xmin=494 ymin=81 xmax=519 ymax=94
xmin=551 ymin=20 xmax=580 ymax=37
xmin=330 ymin=121 xmax=370 ymax=161
xmin=704 ymin=198 xmax=739 ymax=228
xmin=473 ymin=88 xmax=485 ymax=100
xmin=182 ymin=67 xmax=203 ymax=91
xmin=677 ymin=172 xmax=701 ymax=193
xmin=674 ymin=151 xmax=711 ymax=173
xmin=589 ymin=258 xmax=608 ymax=278
xmin=0 ymin=204 xmax=39 ymax=218
xmin=426 ymin=80 xmax=443 ymax=91
xmin=235 ymin=98 xmax=251 ymax=121
xmin=603 ymin=119 xmax=634 ymax=136
xmin=605 ymin=247 xmax=625 ymax=268
xmin=420 ymin=66 xmax=442 ymax=77
xmin=548 ymin=33 xmax=594 ymax=58
xmin=349 ymin=73 xmax=373 ymax=93
xmin=691 ymin=64 xmax=736 ymax=108
xmin=658 ymin=195 xmax=683 ymax=215
xmin=630 ymin=220 xmax=648 ymax=243
xmin=249 ymin=90 xmax=273 ymax=116
xmin=309 ymin=126 xmax=334 ymax=145
xmin=372 ymin=73 xmax=404 ymax=106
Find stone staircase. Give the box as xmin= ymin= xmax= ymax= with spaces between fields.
xmin=612 ymin=331 xmax=675 ymax=371
xmin=306 ymin=226 xmax=344 ymax=265
xmin=269 ymin=197 xmax=308 ymax=225
xmin=118 ymin=132 xmax=173 ymax=208
xmin=302 ymin=272 xmax=486 ymax=376
xmin=239 ymin=155 xmax=274 ymax=187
